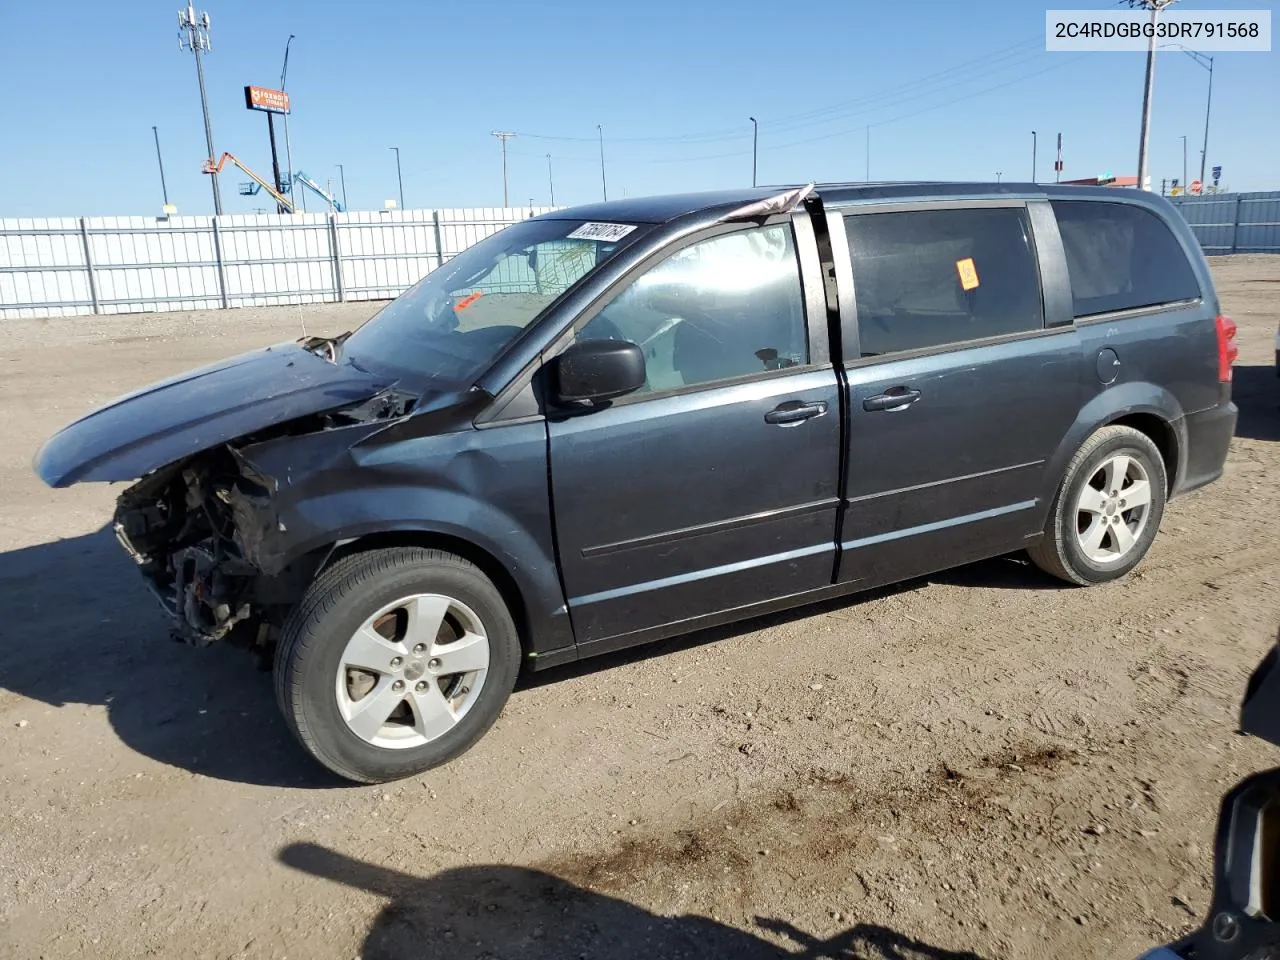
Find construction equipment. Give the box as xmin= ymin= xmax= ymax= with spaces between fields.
xmin=292 ymin=171 xmax=343 ymax=212
xmin=202 ymin=152 xmax=294 ymax=212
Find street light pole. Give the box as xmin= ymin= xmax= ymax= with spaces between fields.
xmin=597 ymin=124 xmax=608 ymax=201
xmin=546 ymin=153 xmax=555 ymax=206
xmin=996 ymin=171 xmax=1003 ymax=183
xmin=390 ymin=147 xmax=404 ymax=209
xmin=178 ymin=4 xmax=221 ymax=214
xmin=1180 ymin=134 xmax=1188 ymax=191
xmin=280 ymin=34 xmax=297 ymax=211
xmin=749 ymin=116 xmax=758 ymax=187
xmin=336 ymin=163 xmax=348 ymax=210
xmin=1031 ymin=130 xmax=1037 ymax=182
xmin=152 ymin=126 xmax=170 ymax=208
xmin=1130 ymin=0 xmax=1178 ymax=191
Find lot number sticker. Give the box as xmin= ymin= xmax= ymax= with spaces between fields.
xmin=567 ymin=222 xmax=637 ymax=242
xmin=955 ymin=257 xmax=981 ymax=291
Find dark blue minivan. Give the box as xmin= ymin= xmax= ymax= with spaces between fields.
xmin=36 ymin=182 xmax=1238 ymax=782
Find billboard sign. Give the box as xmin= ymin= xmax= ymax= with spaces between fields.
xmin=244 ymin=85 xmax=290 ymax=113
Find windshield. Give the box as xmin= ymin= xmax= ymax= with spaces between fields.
xmin=343 ymin=218 xmax=644 ymax=385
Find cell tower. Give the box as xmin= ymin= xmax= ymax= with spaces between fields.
xmin=178 ymin=4 xmax=222 ymax=214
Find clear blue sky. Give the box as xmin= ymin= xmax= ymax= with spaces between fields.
xmin=0 ymin=0 xmax=1275 ymax=217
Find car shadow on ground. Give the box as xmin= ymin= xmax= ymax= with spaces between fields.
xmin=0 ymin=525 xmax=340 ymax=788
xmin=521 ymin=555 xmax=1061 ymax=692
xmin=277 ymin=842 xmax=987 ymax=960
xmin=1233 ymin=365 xmax=1279 ymax=442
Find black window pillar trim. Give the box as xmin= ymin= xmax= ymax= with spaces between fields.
xmin=1026 ymin=199 xmax=1075 ymax=328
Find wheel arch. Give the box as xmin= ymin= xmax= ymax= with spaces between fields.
xmin=320 ymin=530 xmax=537 ymax=660
xmin=1102 ymin=410 xmax=1180 ymax=495
xmin=1040 ymin=383 xmax=1188 ymax=519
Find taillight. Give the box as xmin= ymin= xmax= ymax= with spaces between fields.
xmin=1216 ymin=314 xmax=1238 ymax=382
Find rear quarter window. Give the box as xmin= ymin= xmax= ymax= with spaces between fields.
xmin=1051 ymin=200 xmax=1201 ymax=318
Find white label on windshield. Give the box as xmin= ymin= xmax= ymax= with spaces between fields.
xmin=566 ymin=222 xmax=637 ymax=242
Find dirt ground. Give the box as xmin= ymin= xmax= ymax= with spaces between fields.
xmin=1 ymin=257 xmax=1277 ymax=960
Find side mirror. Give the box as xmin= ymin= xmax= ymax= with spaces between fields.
xmin=1177 ymin=769 xmax=1280 ymax=960
xmin=553 ymin=339 xmax=645 ymax=405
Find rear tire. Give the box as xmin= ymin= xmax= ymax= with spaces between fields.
xmin=274 ymin=547 xmax=520 ymax=784
xmin=1028 ymin=425 xmax=1167 ymax=586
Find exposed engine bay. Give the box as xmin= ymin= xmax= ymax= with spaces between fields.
xmin=112 ymin=383 xmax=418 ymax=656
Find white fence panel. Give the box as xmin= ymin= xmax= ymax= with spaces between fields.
xmin=0 ymin=217 xmax=92 ymax=318
xmin=0 ymin=205 xmax=560 ymax=319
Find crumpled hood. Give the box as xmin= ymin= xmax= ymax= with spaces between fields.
xmin=35 ymin=341 xmax=397 ymax=487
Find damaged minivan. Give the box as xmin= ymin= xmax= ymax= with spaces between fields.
xmin=36 ymin=183 xmax=1237 ymax=783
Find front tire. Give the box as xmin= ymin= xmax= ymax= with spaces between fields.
xmin=1028 ymin=425 xmax=1168 ymax=586
xmin=274 ymin=547 xmax=520 ymax=784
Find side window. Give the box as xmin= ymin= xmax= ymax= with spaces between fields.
xmin=578 ymin=224 xmax=808 ymax=393
xmin=1051 ymin=200 xmax=1201 ymax=318
xmin=843 ymin=207 xmax=1044 ymax=359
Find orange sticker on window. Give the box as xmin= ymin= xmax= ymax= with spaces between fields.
xmin=956 ymin=257 xmax=980 ymax=291
xmin=454 ymin=291 xmax=484 ymax=312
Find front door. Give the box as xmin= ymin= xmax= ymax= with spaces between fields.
xmin=830 ymin=202 xmax=1083 ymax=589
xmin=547 ymin=219 xmax=840 ymax=650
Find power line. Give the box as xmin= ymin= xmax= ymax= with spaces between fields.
xmin=512 ymin=35 xmax=1044 ymax=147
xmin=768 ymin=55 xmax=1088 ymax=152
xmin=506 ymin=54 xmax=1087 ymax=167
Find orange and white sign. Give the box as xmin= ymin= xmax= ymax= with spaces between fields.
xmin=244 ymin=85 xmax=290 ymax=113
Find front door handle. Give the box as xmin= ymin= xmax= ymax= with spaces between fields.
xmin=863 ymin=387 xmax=922 ymax=412
xmin=765 ymin=400 xmax=828 ymax=425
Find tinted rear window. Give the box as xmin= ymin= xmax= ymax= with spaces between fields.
xmin=1051 ymin=200 xmax=1201 ymax=318
xmin=843 ymin=207 xmax=1044 ymax=359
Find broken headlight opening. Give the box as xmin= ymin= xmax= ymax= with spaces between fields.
xmin=112 ymin=386 xmax=417 ymax=654
xmin=114 ymin=453 xmax=270 ymax=651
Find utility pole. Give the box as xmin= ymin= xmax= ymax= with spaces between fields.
xmin=749 ymin=116 xmax=758 ymax=187
xmin=1180 ymin=134 xmax=1188 ymax=192
xmin=1165 ymin=45 xmax=1215 ymax=187
xmin=1130 ymin=0 xmax=1178 ymax=191
xmin=597 ymin=124 xmax=608 ymax=201
xmin=336 ymin=163 xmax=348 ymax=210
xmin=1195 ymin=53 xmax=1214 ymax=187
xmin=546 ymin=153 xmax=555 ymax=206
xmin=177 ymin=4 xmax=221 ymax=214
xmin=152 ymin=126 xmax=171 ymax=209
xmin=1031 ymin=130 xmax=1037 ymax=182
xmin=390 ymin=146 xmax=404 ymax=209
xmin=1055 ymin=132 xmax=1063 ymax=182
xmin=492 ymin=131 xmax=516 ymax=208
xmin=280 ymin=34 xmax=297 ymax=211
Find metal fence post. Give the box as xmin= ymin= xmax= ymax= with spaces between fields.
xmin=210 ymin=215 xmax=229 ymax=308
xmin=329 ymin=214 xmax=345 ymax=302
xmin=78 ymin=217 xmax=100 ymax=315
xmin=432 ymin=209 xmax=446 ymax=270
xmin=1230 ymin=194 xmax=1243 ymax=254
